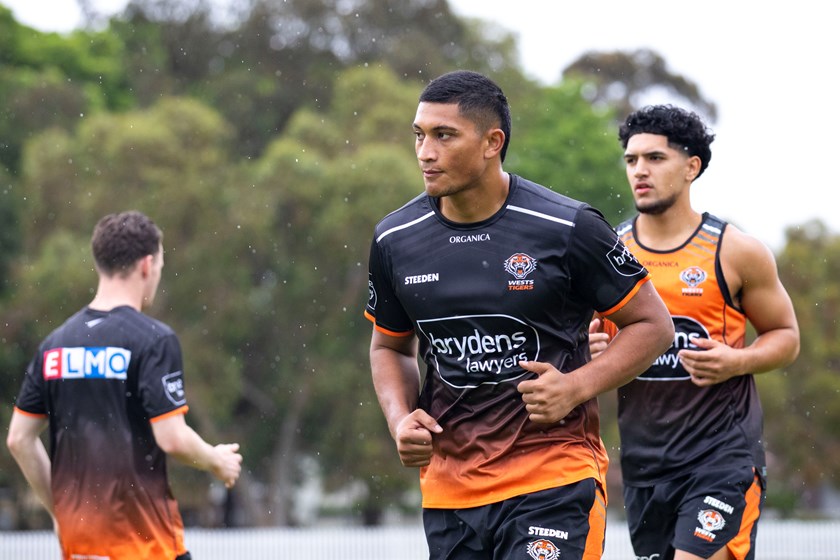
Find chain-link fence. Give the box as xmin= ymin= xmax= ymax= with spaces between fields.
xmin=2 ymin=520 xmax=839 ymax=559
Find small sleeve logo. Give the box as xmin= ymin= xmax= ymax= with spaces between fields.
xmin=606 ymin=239 xmax=645 ymax=277
xmin=162 ymin=371 xmax=187 ymax=406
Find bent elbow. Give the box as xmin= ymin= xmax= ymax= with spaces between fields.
xmin=6 ymin=433 xmax=20 ymax=456
xmin=657 ymin=318 xmax=676 ymax=355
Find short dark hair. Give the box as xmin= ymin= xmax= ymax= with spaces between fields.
xmin=420 ymin=70 xmax=512 ymax=162
xmin=619 ymin=105 xmax=715 ymax=179
xmin=91 ymin=211 xmax=162 ymax=276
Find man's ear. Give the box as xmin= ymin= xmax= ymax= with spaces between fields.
xmin=484 ymin=128 xmax=506 ymax=159
xmin=139 ymin=254 xmax=153 ymax=278
xmin=686 ymin=155 xmax=702 ymax=182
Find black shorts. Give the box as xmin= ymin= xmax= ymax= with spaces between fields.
xmin=623 ymin=465 xmax=765 ymax=560
xmin=423 ymin=479 xmax=606 ymax=560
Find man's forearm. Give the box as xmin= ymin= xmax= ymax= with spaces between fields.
xmin=7 ymin=419 xmax=54 ymax=516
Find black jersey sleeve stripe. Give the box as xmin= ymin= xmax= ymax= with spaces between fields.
xmin=376 ymin=211 xmax=436 ymax=243
xmin=507 ymin=204 xmax=576 ymax=227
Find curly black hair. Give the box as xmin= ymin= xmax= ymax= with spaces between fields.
xmin=619 ymin=105 xmax=715 ymax=179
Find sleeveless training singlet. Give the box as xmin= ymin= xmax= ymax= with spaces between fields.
xmin=613 ymin=213 xmax=765 ymax=486
xmin=366 ymin=174 xmax=650 ymax=509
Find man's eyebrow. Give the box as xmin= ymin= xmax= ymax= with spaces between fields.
xmin=413 ymin=123 xmax=458 ymax=133
xmin=624 ymin=150 xmax=666 ymax=158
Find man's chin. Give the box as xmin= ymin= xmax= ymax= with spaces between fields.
xmin=636 ymin=201 xmax=671 ymax=216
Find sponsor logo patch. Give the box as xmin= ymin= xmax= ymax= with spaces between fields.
xmin=526 ymin=538 xmax=560 ymax=560
xmin=694 ymin=508 xmax=726 ymax=542
xmin=417 ymin=314 xmax=540 ymax=389
xmin=367 ymin=274 xmax=377 ymax=309
xmin=504 ymin=252 xmax=537 ymax=291
xmin=607 ymin=239 xmax=645 ymax=277
xmin=162 ymin=371 xmax=187 ymax=406
xmin=638 ymin=315 xmax=709 ymax=380
xmin=43 ymin=347 xmax=131 ymax=381
xmin=680 ymin=266 xmax=707 ymax=296
xmin=528 ymin=526 xmax=569 ymax=540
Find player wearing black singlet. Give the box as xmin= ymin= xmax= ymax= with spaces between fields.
xmin=591 ymin=106 xmax=799 ymax=560
xmin=366 ymin=70 xmax=674 ymax=560
xmin=7 ymin=211 xmax=242 ymax=560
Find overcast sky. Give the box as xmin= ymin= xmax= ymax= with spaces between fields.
xmin=5 ymin=0 xmax=839 ymax=251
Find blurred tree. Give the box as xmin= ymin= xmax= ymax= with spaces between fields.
xmin=508 ymin=79 xmax=633 ymax=224
xmin=0 ymin=6 xmax=128 ymax=173
xmin=111 ymin=0 xmax=528 ymax=159
xmin=5 ymin=0 xmax=835 ymax=529
xmin=4 ymin=96 xmax=249 ymax=521
xmin=761 ymin=220 xmax=840 ymax=516
xmin=562 ymin=48 xmax=718 ymax=124
xmin=228 ymin=65 xmax=422 ymax=525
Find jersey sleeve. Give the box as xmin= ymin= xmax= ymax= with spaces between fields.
xmin=569 ymin=206 xmax=649 ymax=314
xmin=365 ymin=236 xmax=414 ymax=336
xmin=13 ymin=354 xmax=47 ymax=416
xmin=138 ymin=333 xmax=189 ymax=420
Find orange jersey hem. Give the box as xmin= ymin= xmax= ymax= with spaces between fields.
xmin=150 ymin=405 xmax=189 ymax=423
xmin=419 ymin=442 xmax=609 ymax=509
xmin=13 ymin=406 xmax=47 ymax=419
xmin=600 ymin=276 xmax=650 ymax=317
xmin=364 ymin=310 xmax=414 ymax=337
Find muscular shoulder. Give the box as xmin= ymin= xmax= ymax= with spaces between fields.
xmin=373 ymin=193 xmax=432 ymax=240
xmin=720 ymin=223 xmax=781 ymax=295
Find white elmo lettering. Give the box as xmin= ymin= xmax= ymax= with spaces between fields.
xmin=42 ymin=347 xmax=131 ymax=380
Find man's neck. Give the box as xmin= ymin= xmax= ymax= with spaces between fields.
xmin=439 ymin=171 xmax=510 ymax=223
xmin=88 ymin=281 xmax=144 ymax=312
xmin=635 ymin=207 xmax=703 ymax=251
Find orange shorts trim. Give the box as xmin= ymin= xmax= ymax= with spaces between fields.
xmin=583 ymin=483 xmax=607 ymax=559
xmin=727 ymin=472 xmax=763 ymax=560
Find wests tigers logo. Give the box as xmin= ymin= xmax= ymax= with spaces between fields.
xmin=680 ymin=266 xmax=707 ymax=288
xmin=504 ymin=252 xmax=537 ymax=280
xmin=697 ymin=509 xmax=726 ymax=532
xmin=526 ymin=538 xmax=559 ymax=560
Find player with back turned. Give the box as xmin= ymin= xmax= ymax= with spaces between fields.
xmin=7 ymin=210 xmax=242 ymax=560
xmin=365 ymin=70 xmax=674 ymax=559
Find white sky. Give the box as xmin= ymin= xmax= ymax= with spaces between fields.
xmin=4 ymin=0 xmax=839 ymax=251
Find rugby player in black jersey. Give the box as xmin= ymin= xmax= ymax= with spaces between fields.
xmin=365 ymin=70 xmax=674 ymax=560
xmin=7 ymin=211 xmax=242 ymax=560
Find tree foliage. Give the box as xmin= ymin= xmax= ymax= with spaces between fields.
xmin=509 ymin=80 xmax=632 ymax=224
xmin=1 ymin=1 xmax=837 ymax=530
xmin=563 ymin=48 xmax=718 ymax=124
xmin=762 ymin=220 xmax=840 ymax=515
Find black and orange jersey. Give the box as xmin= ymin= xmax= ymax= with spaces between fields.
xmin=609 ymin=213 xmax=763 ymax=486
xmin=365 ymin=174 xmax=649 ymax=509
xmin=14 ymin=305 xmax=189 ymax=560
